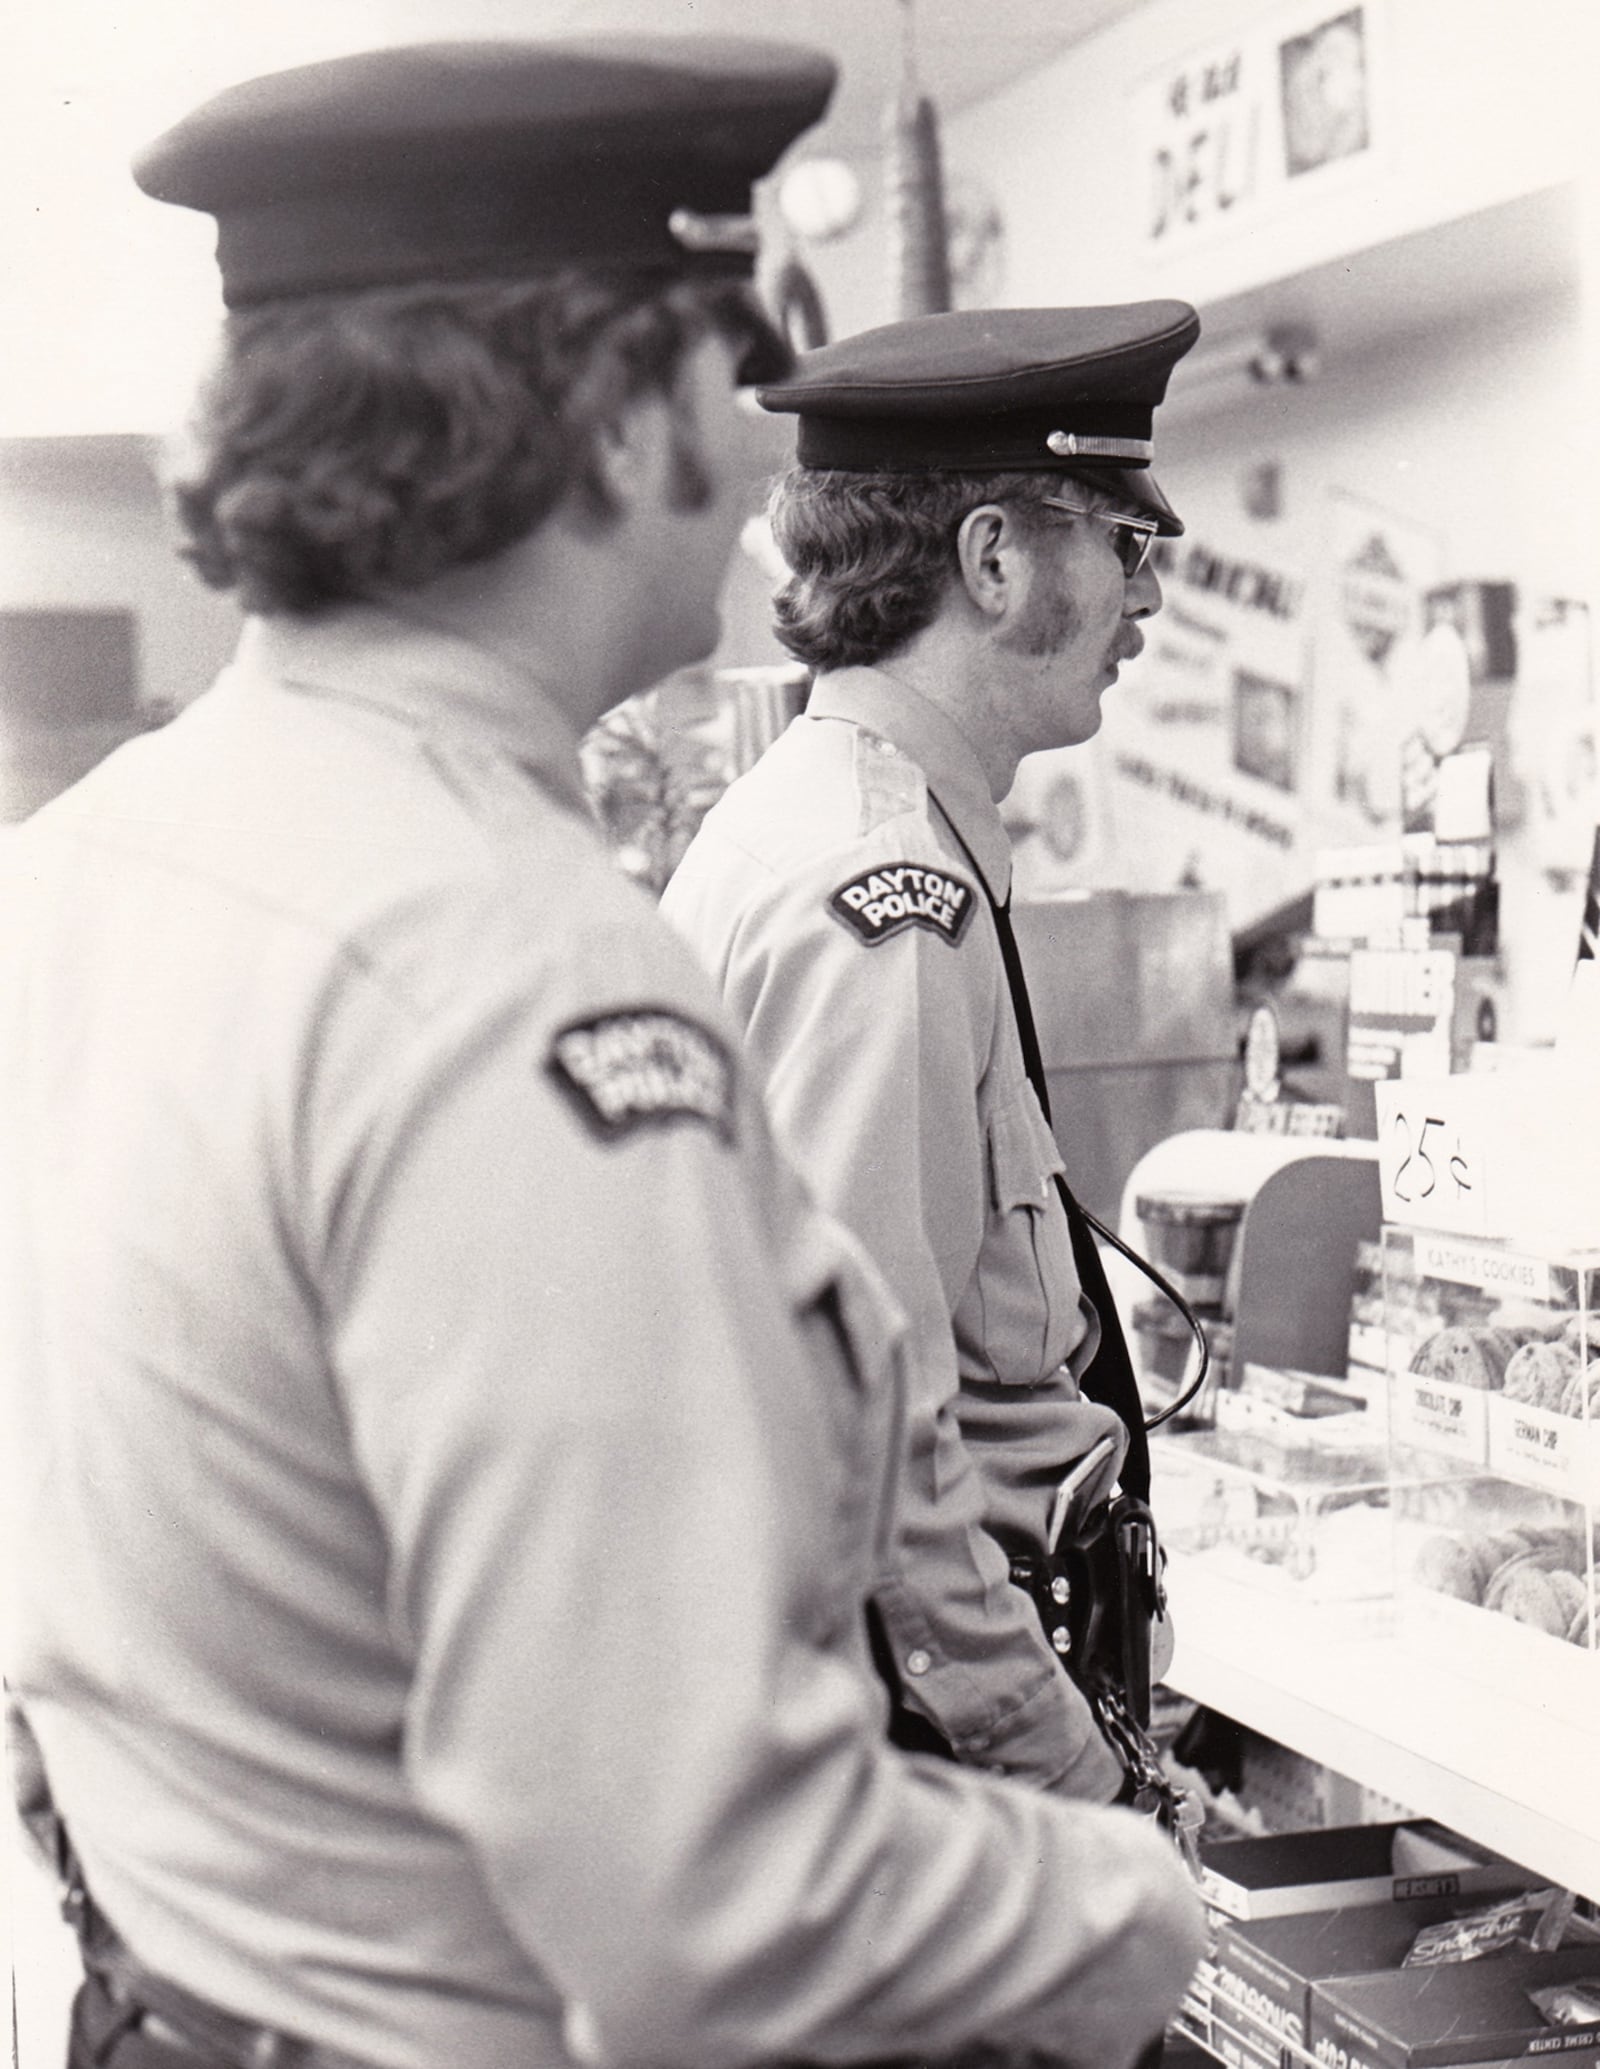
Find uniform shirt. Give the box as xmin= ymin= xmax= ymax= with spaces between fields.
xmin=664 ymin=664 xmax=1129 ymax=1798
xmin=0 ymin=609 xmax=1202 ymax=2069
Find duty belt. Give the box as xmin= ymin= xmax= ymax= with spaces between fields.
xmin=64 ymin=1864 xmax=379 ymax=2069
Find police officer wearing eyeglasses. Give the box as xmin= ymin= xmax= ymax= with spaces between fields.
xmin=664 ymin=304 xmax=1198 ymax=1804
xmin=0 ymin=50 xmax=1205 ymax=2069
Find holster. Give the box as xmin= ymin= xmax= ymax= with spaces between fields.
xmin=1008 ymin=1491 xmax=1164 ymax=1727
xmin=1010 ymin=1496 xmax=1199 ymax=1858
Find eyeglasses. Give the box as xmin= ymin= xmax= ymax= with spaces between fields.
xmin=1039 ymin=496 xmax=1160 ymax=579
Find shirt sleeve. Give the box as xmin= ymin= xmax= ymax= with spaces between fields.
xmin=709 ymin=864 xmax=1123 ymax=1798
xmin=315 ymin=914 xmax=1203 ymax=2069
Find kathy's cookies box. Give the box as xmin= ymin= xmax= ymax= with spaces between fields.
xmin=1382 ymin=1228 xmax=1599 ymax=1492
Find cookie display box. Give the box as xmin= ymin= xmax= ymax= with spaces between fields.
xmin=1383 ymin=1230 xmax=1599 ymax=1717
xmin=1383 ymin=1230 xmax=1599 ymax=1496
xmin=1149 ymin=1424 xmax=1399 ymax=1624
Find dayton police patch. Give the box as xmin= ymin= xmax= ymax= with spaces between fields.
xmin=547 ymin=1009 xmax=736 ymax=1145
xmin=829 ymin=861 xmax=977 ymax=948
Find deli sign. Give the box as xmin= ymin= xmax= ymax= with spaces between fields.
xmin=1134 ymin=2 xmax=1379 ymax=250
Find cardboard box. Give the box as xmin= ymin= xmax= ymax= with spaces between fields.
xmin=1213 ymin=1901 xmax=1461 ymax=2059
xmin=1312 ymin=1944 xmax=1600 ymax=2068
xmin=1200 ymin=1822 xmax=1542 ymax=1922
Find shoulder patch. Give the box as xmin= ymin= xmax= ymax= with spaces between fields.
xmin=828 ymin=861 xmax=977 ymax=948
xmin=547 ymin=1009 xmax=736 ymax=1145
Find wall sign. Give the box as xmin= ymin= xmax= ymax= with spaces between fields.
xmin=1314 ymin=490 xmax=1445 ymax=840
xmin=1134 ymin=0 xmax=1381 ymax=252
xmin=1077 ymin=523 xmax=1310 ymax=926
xmin=1347 ymin=944 xmax=1457 ymax=1082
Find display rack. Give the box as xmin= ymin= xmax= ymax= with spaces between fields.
xmin=1119 ymin=1130 xmax=1600 ymax=1908
xmin=1164 ymin=1554 xmax=1600 ymax=1905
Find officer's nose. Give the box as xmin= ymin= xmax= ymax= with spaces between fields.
xmin=1127 ymin=560 xmax=1162 ymax=620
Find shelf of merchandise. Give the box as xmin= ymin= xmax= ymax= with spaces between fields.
xmin=1162 ymin=1552 xmax=1600 ymax=1904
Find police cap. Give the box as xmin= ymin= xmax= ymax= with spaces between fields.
xmin=133 ymin=38 xmax=837 ymax=309
xmin=758 ymin=301 xmax=1200 ymax=534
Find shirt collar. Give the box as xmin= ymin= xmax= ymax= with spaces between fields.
xmin=805 ymin=666 xmax=1012 ymax=903
xmin=234 ymin=604 xmax=589 ymax=814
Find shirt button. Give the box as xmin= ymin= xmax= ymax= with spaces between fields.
xmin=905 ymin=1648 xmax=933 ymax=1677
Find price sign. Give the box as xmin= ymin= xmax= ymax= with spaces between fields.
xmin=1374 ymin=1077 xmax=1490 ymax=1235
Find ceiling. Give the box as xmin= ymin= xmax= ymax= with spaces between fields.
xmin=513 ymin=0 xmax=1157 ymax=154
xmin=10 ymin=0 xmax=1156 ymax=157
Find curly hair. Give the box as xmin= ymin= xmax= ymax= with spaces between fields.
xmin=167 ymin=273 xmax=790 ymax=616
xmin=767 ymin=468 xmax=1064 ymax=672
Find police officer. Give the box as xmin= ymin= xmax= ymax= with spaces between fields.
xmin=0 ymin=48 xmax=1203 ymax=2069
xmin=664 ymin=303 xmax=1199 ymax=1801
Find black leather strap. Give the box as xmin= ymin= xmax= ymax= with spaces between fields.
xmin=985 ymin=889 xmax=1151 ymax=1502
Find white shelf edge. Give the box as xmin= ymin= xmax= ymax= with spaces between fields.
xmin=1163 ymin=1554 xmax=1600 ymax=1903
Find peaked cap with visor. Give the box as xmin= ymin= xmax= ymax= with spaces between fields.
xmin=132 ymin=37 xmax=836 ymax=308
xmin=757 ymin=302 xmax=1201 ymax=535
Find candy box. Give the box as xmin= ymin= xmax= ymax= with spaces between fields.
xmin=1311 ymin=1944 xmax=1600 ymax=2068
xmin=1212 ymin=1900 xmax=1463 ymax=2064
xmin=1199 ymin=1823 xmax=1544 ymax=1924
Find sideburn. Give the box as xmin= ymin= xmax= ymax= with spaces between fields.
xmin=999 ymin=552 xmax=1082 ymax=659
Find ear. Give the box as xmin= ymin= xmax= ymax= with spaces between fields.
xmin=588 ymin=391 xmax=674 ymax=515
xmin=953 ymin=502 xmax=1022 ymax=620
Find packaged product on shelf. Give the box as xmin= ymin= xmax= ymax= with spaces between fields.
xmin=1212 ymin=1900 xmax=1476 ymax=2066
xmin=1150 ymin=1424 xmax=1396 ymax=1605
xmin=1311 ymin=1944 xmax=1600 ymax=2069
xmin=1221 ymin=1361 xmax=1370 ymax=1426
xmin=1135 ymin=1188 xmax=1246 ymax=1308
xmin=1400 ymin=1887 xmax=1575 ymax=1967
xmin=1348 ymin=1237 xmax=1390 ymax=1396
xmin=1197 ymin=1822 xmax=1545 ymax=1924
xmin=1383 ymin=1227 xmax=1597 ymax=1490
xmin=1135 ymin=1297 xmax=1231 ymax=1428
xmin=1529 ymin=1977 xmax=1600 ymax=2027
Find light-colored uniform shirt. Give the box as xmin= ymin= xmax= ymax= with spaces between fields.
xmin=0 ymin=609 xmax=1201 ymax=2069
xmin=664 ymin=665 xmax=1130 ymax=1798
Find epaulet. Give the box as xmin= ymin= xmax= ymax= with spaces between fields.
xmin=852 ymin=728 xmax=925 ymax=835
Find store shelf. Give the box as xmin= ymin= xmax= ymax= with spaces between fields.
xmin=1164 ymin=1553 xmax=1600 ymax=1903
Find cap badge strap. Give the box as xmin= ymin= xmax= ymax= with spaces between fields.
xmin=668 ymin=208 xmax=760 ymax=255
xmin=1045 ymin=431 xmax=1154 ymax=461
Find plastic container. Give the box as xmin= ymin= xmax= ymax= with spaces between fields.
xmin=1135 ymin=1298 xmax=1231 ymax=1428
xmin=1135 ymin=1188 xmax=1246 ymax=1309
xmin=1150 ymin=1425 xmax=1399 ymax=1603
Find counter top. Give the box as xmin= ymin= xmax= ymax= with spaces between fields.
xmin=1165 ymin=1553 xmax=1600 ymax=1902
